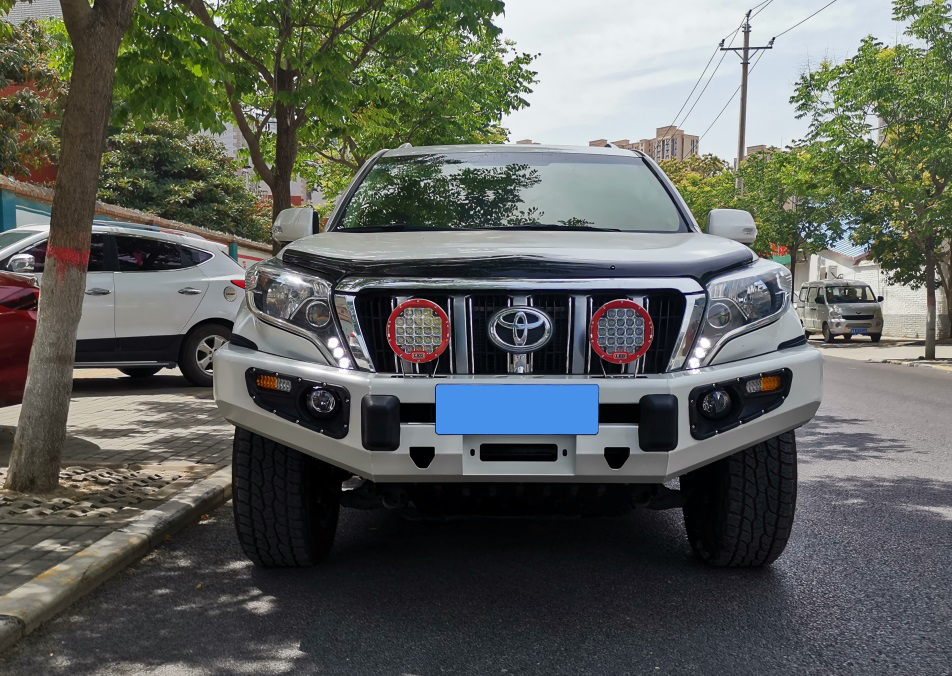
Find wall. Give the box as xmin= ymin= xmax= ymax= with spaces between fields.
xmin=807 ymin=252 xmax=950 ymax=339
xmin=0 ymin=176 xmax=270 ymax=268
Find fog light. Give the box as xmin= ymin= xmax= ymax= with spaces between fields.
xmin=745 ymin=375 xmax=782 ymax=394
xmin=699 ymin=389 xmax=732 ymax=420
xmin=256 ymin=374 xmax=292 ymax=393
xmin=306 ymin=387 xmax=339 ymax=417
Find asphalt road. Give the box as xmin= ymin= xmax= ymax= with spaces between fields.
xmin=2 ymin=357 xmax=950 ymax=675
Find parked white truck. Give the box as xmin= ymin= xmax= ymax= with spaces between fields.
xmin=213 ymin=144 xmax=822 ymax=568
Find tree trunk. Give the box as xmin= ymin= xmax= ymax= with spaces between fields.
xmin=5 ymin=0 xmax=136 ymax=493
xmin=788 ymin=243 xmax=799 ymax=290
xmin=270 ymin=75 xmax=299 ymax=254
xmin=925 ymin=247 xmax=936 ymax=360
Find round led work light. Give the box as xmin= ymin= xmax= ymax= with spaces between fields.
xmin=590 ymin=299 xmax=654 ymax=364
xmin=386 ymin=299 xmax=450 ymax=363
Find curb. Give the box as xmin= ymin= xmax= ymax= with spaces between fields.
xmin=0 ymin=466 xmax=232 ymax=654
xmin=881 ymin=359 xmax=952 ymax=372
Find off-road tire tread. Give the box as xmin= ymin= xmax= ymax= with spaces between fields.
xmin=682 ymin=431 xmax=797 ymax=568
xmin=232 ymin=427 xmax=340 ymax=567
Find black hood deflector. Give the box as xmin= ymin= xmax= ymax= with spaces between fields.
xmin=281 ymin=249 xmax=755 ymax=285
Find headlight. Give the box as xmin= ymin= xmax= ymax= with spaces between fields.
xmin=687 ymin=259 xmax=791 ymax=368
xmin=245 ymin=262 xmax=353 ymax=369
xmin=829 ymin=306 xmax=842 ymax=319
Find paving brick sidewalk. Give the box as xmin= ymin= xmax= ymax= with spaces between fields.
xmin=0 ymin=369 xmax=232 ymax=598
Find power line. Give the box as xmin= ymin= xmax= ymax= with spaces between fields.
xmin=660 ymin=20 xmax=743 ymax=144
xmin=698 ymin=0 xmax=842 ymax=145
xmin=659 ymin=47 xmax=720 ymax=143
xmin=774 ymin=0 xmax=840 ymax=39
xmin=699 ymin=49 xmax=768 ymax=141
xmin=750 ymin=0 xmax=775 ymax=19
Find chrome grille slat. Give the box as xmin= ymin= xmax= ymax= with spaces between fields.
xmin=351 ymin=286 xmax=688 ymax=376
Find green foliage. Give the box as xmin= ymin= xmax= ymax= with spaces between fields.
xmin=658 ymin=154 xmax=737 ymax=227
xmin=305 ymin=32 xmax=537 ymax=198
xmin=98 ymin=119 xmax=270 ymax=241
xmin=738 ymin=147 xmax=842 ymax=278
xmin=0 ymin=19 xmax=67 ymax=178
xmin=792 ymin=0 xmax=952 ymax=338
xmin=118 ymin=0 xmax=512 ymax=220
xmin=340 ymin=156 xmax=542 ymax=229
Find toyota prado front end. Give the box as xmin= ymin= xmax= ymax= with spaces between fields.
xmin=213 ymin=144 xmax=822 ymax=568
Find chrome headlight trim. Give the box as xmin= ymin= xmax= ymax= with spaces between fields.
xmin=245 ymin=261 xmax=355 ymax=369
xmin=687 ymin=259 xmax=792 ymax=368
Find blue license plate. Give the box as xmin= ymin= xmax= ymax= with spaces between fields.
xmin=851 ymin=328 xmax=868 ymax=335
xmin=435 ymin=384 xmax=599 ymax=436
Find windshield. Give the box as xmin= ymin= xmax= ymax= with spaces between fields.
xmin=335 ymin=152 xmax=686 ymax=233
xmin=825 ymin=286 xmax=877 ymax=303
xmin=0 ymin=230 xmax=36 ymax=252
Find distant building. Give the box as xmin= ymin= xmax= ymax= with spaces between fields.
xmin=590 ymin=126 xmax=699 ymax=162
xmin=204 ymin=122 xmax=310 ymax=207
xmin=515 ymin=139 xmax=540 ymax=145
xmin=2 ymin=0 xmax=61 ymax=22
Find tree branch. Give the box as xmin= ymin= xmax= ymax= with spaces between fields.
xmin=180 ymin=0 xmax=276 ymax=90
xmin=352 ymin=0 xmax=435 ymax=68
xmin=225 ymin=84 xmax=275 ymax=187
xmin=59 ymin=0 xmax=92 ymax=38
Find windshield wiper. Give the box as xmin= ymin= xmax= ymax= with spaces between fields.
xmin=501 ymin=223 xmax=623 ymax=232
xmin=340 ymin=224 xmax=456 ymax=233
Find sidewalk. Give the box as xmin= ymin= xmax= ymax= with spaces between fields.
xmin=810 ymin=336 xmax=952 ymax=371
xmin=0 ymin=369 xmax=233 ymax=651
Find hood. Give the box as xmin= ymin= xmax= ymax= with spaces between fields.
xmin=832 ymin=302 xmax=882 ymax=314
xmin=281 ymin=230 xmax=755 ymax=283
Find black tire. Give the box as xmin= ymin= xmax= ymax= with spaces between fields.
xmin=232 ymin=427 xmax=341 ymax=567
xmin=118 ymin=367 xmax=162 ymax=378
xmin=179 ymin=323 xmax=231 ymax=387
xmin=803 ymin=330 xmax=811 ymax=339
xmin=870 ymin=333 xmax=882 ymax=343
xmin=842 ymin=333 xmax=853 ymax=341
xmin=821 ymin=323 xmax=835 ymax=343
xmin=680 ymin=431 xmax=797 ymax=568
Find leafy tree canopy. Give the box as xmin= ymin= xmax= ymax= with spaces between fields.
xmin=98 ymin=118 xmax=270 ymax=241
xmin=658 ymin=154 xmax=736 ymax=227
xmin=118 ymin=0 xmax=512 ymax=228
xmin=792 ymin=0 xmax=952 ymax=351
xmin=304 ymin=31 xmax=536 ymax=199
xmin=738 ymin=146 xmax=842 ymax=284
xmin=0 ymin=18 xmax=68 ymax=178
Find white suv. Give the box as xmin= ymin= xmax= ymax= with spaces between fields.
xmin=0 ymin=222 xmax=246 ymax=386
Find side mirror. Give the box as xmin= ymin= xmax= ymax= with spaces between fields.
xmin=877 ymin=295 xmax=884 ymax=303
xmin=706 ymin=209 xmax=758 ymax=244
xmin=272 ymin=207 xmax=319 ymax=244
xmin=8 ymin=254 xmax=36 ymax=273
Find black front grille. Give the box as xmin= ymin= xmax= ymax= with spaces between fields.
xmin=846 ymin=314 xmax=875 ymax=321
xmin=353 ymin=289 xmax=686 ymax=376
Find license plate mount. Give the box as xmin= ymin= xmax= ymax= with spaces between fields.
xmin=435 ymin=384 xmax=599 ymax=436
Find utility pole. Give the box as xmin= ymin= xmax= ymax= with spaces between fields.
xmin=720 ymin=11 xmax=773 ymax=191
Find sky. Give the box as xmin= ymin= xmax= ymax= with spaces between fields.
xmin=497 ymin=0 xmax=905 ymax=160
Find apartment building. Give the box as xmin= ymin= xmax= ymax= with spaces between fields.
xmin=590 ymin=126 xmax=699 ymax=161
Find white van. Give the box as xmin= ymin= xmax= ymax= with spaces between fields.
xmin=797 ymin=280 xmax=884 ymax=342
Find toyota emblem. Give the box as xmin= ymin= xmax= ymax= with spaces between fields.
xmin=488 ymin=307 xmax=553 ymax=353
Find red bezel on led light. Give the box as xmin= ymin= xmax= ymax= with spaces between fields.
xmin=589 ymin=299 xmax=654 ymax=364
xmin=386 ymin=298 xmax=451 ymax=363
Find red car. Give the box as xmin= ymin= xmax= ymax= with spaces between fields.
xmin=0 ymin=272 xmax=38 ymax=407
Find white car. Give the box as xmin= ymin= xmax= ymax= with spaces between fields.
xmin=0 ymin=221 xmax=246 ymax=386
xmin=215 ymin=144 xmax=823 ymax=568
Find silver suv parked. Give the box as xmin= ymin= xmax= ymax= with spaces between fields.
xmin=797 ymin=280 xmax=884 ymax=343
